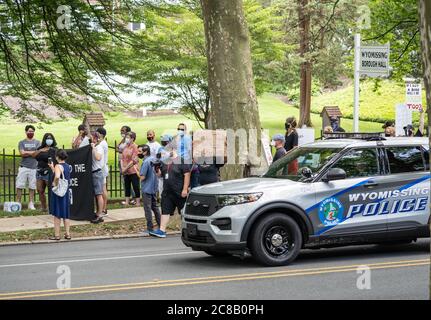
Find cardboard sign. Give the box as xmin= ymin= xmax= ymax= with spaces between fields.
xmin=395 ymin=104 xmax=412 ymax=136
xmin=296 ymin=128 xmax=315 ymax=146
xmin=261 ymin=132 xmax=273 ymax=165
xmin=405 ymin=82 xmax=423 ymax=112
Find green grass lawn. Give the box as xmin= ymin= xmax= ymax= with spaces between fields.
xmin=310 ymin=79 xmax=427 ymax=124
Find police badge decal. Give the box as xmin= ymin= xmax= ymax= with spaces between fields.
xmin=318 ymin=197 xmax=344 ymax=227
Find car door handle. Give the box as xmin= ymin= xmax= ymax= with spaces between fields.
xmin=364 ymin=182 xmax=378 ymax=188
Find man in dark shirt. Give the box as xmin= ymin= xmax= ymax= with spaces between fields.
xmin=271 ymin=134 xmax=287 ymax=163
xmin=196 ymin=156 xmax=224 ymax=186
xmin=149 ymin=151 xmax=191 ymax=238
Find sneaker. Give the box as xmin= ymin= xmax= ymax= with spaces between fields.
xmin=101 ymin=210 xmax=108 ymax=217
xmin=149 ymin=229 xmax=166 ymax=238
xmin=28 ymin=202 xmax=36 ymax=210
xmin=91 ymin=216 xmax=104 ymax=224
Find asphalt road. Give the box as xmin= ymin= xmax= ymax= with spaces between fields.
xmin=0 ymin=236 xmax=429 ymax=300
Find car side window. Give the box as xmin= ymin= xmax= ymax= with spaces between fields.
xmin=332 ymin=148 xmax=379 ymax=178
xmin=386 ymin=146 xmax=425 ymax=173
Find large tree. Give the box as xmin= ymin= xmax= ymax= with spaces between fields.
xmin=200 ymin=0 xmax=266 ymax=180
xmin=273 ymin=0 xmax=366 ymax=127
xmin=417 ymin=0 xmax=431 ymax=298
xmin=130 ymin=0 xmax=285 ymax=129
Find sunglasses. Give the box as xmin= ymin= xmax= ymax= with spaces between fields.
xmin=177 ymin=128 xmax=185 ymax=131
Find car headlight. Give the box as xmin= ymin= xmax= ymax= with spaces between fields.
xmin=216 ymin=193 xmax=263 ymax=207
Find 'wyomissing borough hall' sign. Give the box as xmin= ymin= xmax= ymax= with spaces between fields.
xmin=359 ymin=44 xmax=390 ymax=77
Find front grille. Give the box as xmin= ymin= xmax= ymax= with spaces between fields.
xmin=185 ymin=193 xmax=219 ymax=217
xmin=182 ymin=229 xmax=216 ymax=244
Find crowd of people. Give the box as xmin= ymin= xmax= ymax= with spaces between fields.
xmin=12 ymin=115 xmax=425 ymax=240
xmin=14 ymin=122 xmax=226 ymax=240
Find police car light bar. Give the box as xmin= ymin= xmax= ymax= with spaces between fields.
xmin=323 ymin=132 xmax=386 ymax=140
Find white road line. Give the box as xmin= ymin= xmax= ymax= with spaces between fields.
xmin=0 ymin=251 xmax=201 ymax=269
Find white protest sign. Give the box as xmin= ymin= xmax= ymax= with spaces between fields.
xmin=405 ymin=82 xmax=423 ymax=112
xmin=395 ymin=104 xmax=412 ymax=136
xmin=261 ymin=132 xmax=273 ymax=165
xmin=359 ymin=44 xmax=390 ymax=77
xmin=296 ymin=128 xmax=315 ymax=146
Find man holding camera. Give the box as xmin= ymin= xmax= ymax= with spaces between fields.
xmin=150 ymin=150 xmax=191 ymax=238
xmin=138 ymin=144 xmax=161 ymax=233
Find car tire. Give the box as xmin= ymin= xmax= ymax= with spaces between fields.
xmin=249 ymin=213 xmax=303 ymax=266
xmin=204 ymin=250 xmax=231 ymax=257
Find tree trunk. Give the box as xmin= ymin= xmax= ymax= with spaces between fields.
xmin=418 ymin=0 xmax=431 ymax=300
xmin=298 ymin=0 xmax=313 ymax=128
xmin=201 ymin=0 xmax=265 ymax=180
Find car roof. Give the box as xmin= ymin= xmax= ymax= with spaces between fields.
xmin=303 ymin=137 xmax=429 ymax=149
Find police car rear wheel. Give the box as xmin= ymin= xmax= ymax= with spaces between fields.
xmin=250 ymin=214 xmax=302 ymax=266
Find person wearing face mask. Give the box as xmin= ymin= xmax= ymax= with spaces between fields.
xmin=121 ymin=131 xmax=140 ymax=206
xmin=71 ymin=124 xmax=90 ymax=149
xmin=48 ymin=149 xmax=72 ymax=240
xmin=174 ymin=123 xmax=192 ymax=162
xmin=146 ymin=130 xmax=161 ymax=158
xmin=91 ymin=132 xmax=106 ymax=224
xmin=117 ymin=126 xmax=136 ymax=205
xmin=138 ymin=144 xmax=161 ymax=233
xmin=284 ymin=117 xmax=298 ymax=153
xmin=156 ymin=134 xmax=173 ymax=199
xmin=16 ymin=125 xmax=41 ymax=210
xmin=271 ymin=134 xmax=286 ymax=163
xmin=284 ymin=117 xmax=299 ymax=175
xmin=33 ymin=133 xmax=58 ymax=212
xmin=96 ymin=127 xmax=109 ymax=216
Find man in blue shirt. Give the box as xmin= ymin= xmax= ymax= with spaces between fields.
xmin=138 ymin=144 xmax=161 ymax=233
xmin=175 ymin=123 xmax=192 ymax=162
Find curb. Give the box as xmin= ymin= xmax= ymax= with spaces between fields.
xmin=0 ymin=231 xmax=182 ymax=247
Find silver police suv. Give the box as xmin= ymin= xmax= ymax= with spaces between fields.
xmin=181 ymin=134 xmax=430 ymax=266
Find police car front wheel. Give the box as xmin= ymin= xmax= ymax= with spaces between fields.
xmin=249 ymin=214 xmax=303 ymax=266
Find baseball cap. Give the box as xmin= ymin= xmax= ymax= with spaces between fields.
xmin=272 ymin=134 xmax=285 ymax=142
xmin=161 ymin=134 xmax=173 ymax=142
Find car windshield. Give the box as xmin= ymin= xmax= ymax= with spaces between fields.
xmin=263 ymin=147 xmax=342 ymax=181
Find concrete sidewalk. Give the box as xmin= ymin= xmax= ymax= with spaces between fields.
xmin=0 ymin=207 xmax=145 ymax=233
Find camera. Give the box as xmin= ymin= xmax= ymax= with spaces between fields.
xmin=151 ymin=158 xmax=162 ymax=172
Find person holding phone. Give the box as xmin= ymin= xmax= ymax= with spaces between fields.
xmin=48 ymin=149 xmax=71 ymax=240
xmin=32 ymin=133 xmax=58 ymax=212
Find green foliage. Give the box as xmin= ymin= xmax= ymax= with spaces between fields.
xmin=127 ymin=0 xmax=286 ymax=128
xmin=362 ymin=0 xmax=421 ymax=81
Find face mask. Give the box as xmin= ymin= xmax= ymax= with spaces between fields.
xmin=285 ymin=123 xmax=291 ymax=130
xmin=147 ymin=136 xmax=154 ymax=142
xmin=121 ymin=133 xmax=126 ymax=138
xmin=138 ymin=153 xmax=145 ymax=159
xmin=270 ymin=140 xmax=276 ymax=147
xmin=178 ymin=130 xmax=185 ymax=137
xmin=46 ymin=139 xmax=53 ymax=146
xmin=26 ymin=132 xmax=34 ymax=139
xmin=125 ymin=138 xmax=131 ymax=144
xmin=161 ymin=141 xmax=168 ymax=147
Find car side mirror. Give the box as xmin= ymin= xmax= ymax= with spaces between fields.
xmin=322 ymin=168 xmax=346 ymax=182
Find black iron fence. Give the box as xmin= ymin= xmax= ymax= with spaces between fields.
xmin=0 ymin=141 xmax=125 ymax=205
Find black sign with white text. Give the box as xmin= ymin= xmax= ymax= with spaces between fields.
xmin=66 ymin=145 xmax=94 ymax=221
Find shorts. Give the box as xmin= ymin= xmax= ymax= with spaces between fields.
xmin=161 ymin=190 xmax=186 ymax=216
xmin=92 ymin=170 xmax=104 ymax=196
xmin=36 ymin=171 xmax=50 ymax=182
xmin=16 ymin=167 xmax=37 ymax=190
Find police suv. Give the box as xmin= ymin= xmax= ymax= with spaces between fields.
xmin=181 ymin=134 xmax=431 ymax=266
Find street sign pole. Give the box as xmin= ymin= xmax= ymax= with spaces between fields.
xmin=353 ymin=33 xmax=361 ymax=133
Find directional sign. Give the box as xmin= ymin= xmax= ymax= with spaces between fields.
xmin=405 ymin=82 xmax=423 ymax=112
xmin=359 ymin=44 xmax=390 ymax=77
